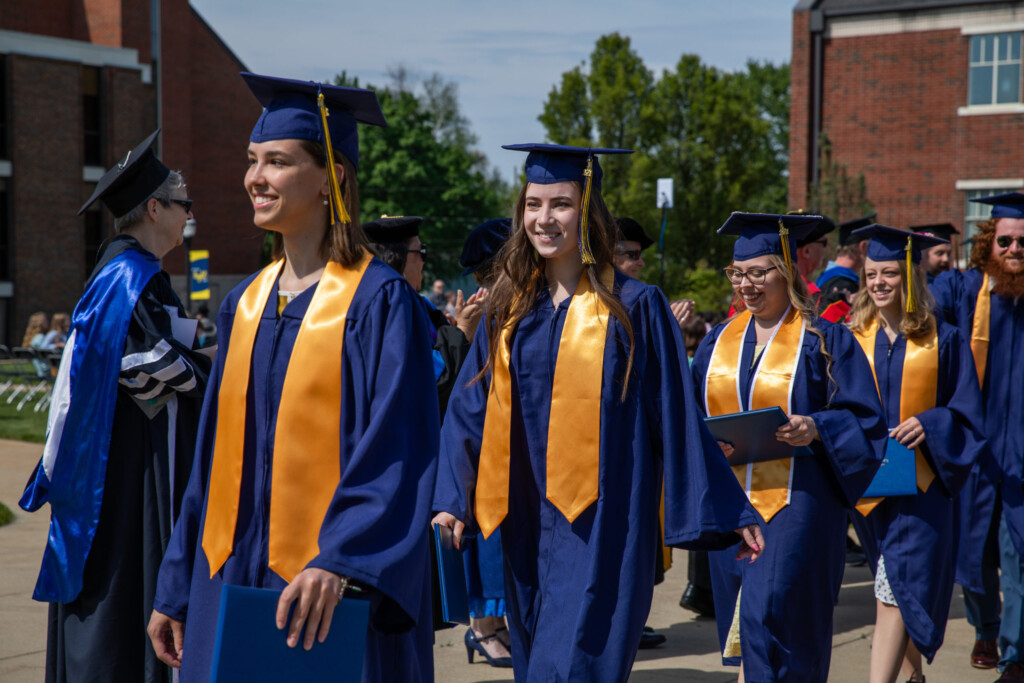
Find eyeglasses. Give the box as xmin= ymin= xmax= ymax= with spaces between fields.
xmin=164 ymin=198 xmax=193 ymax=213
xmin=723 ymin=266 xmax=778 ymax=285
xmin=995 ymin=235 xmax=1024 ymax=249
xmin=615 ymin=249 xmax=642 ymax=260
xmin=406 ymin=245 xmax=428 ymax=260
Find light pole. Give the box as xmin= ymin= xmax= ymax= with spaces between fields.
xmin=183 ymin=217 xmax=197 ymax=314
xmin=656 ymin=178 xmax=674 ymax=290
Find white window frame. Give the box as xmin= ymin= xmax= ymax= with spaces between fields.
xmin=967 ymin=32 xmax=1022 ymax=108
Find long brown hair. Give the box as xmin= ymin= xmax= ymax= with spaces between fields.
xmin=481 ymin=182 xmax=636 ymax=401
xmin=267 ymin=140 xmax=368 ymax=267
xmin=847 ymin=259 xmax=936 ymax=339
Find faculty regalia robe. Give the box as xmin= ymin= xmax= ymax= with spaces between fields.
xmin=932 ymin=268 xmax=1024 ymax=591
xmin=21 ymin=235 xmax=209 ymax=683
xmin=850 ymin=322 xmax=985 ymax=660
xmin=691 ymin=317 xmax=886 ymax=682
xmin=433 ymin=272 xmax=758 ymax=682
xmin=153 ymin=259 xmax=439 ymax=682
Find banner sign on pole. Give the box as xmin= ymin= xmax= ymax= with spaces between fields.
xmin=189 ymin=250 xmax=210 ymax=301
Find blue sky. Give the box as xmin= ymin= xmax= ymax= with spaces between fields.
xmin=191 ymin=0 xmax=795 ymax=181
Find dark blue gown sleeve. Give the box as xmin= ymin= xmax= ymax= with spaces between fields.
xmin=915 ymin=324 xmax=986 ymax=498
xmin=806 ymin=322 xmax=887 ymax=507
xmin=639 ymin=292 xmax=759 ymax=549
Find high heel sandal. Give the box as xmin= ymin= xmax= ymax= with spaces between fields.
xmin=465 ymin=629 xmax=513 ymax=668
xmin=494 ymin=624 xmax=511 ymax=648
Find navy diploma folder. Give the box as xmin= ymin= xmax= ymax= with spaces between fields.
xmin=432 ymin=523 xmax=469 ymax=625
xmin=704 ymin=407 xmax=812 ymax=465
xmin=209 ymin=585 xmax=369 ymax=682
xmin=862 ymin=438 xmax=917 ymax=497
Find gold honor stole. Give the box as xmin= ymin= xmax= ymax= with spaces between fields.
xmin=704 ymin=307 xmax=804 ymax=522
xmin=202 ymin=252 xmax=372 ymax=581
xmin=475 ymin=267 xmax=614 ymax=538
xmin=853 ymin=320 xmax=938 ymax=516
xmin=971 ymin=273 xmax=991 ymax=389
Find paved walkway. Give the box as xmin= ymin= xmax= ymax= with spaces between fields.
xmin=0 ymin=438 xmax=1001 ymax=681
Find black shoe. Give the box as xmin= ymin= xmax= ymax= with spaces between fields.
xmin=465 ymin=629 xmax=513 ymax=668
xmin=845 ymin=536 xmax=867 ymax=567
xmin=639 ymin=625 xmax=666 ymax=649
xmin=679 ymin=582 xmax=716 ymax=618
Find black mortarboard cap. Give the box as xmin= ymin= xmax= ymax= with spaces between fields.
xmin=460 ymin=218 xmax=511 ymax=275
xmin=362 ymin=215 xmax=423 ymax=243
xmin=78 ymin=130 xmax=170 ymax=217
xmin=615 ymin=217 xmax=654 ymax=250
xmin=838 ymin=213 xmax=878 ymax=246
xmin=788 ymin=210 xmax=836 ymax=247
xmin=971 ymin=192 xmax=1024 ymax=220
xmin=242 ymin=72 xmax=387 ymax=169
xmin=909 ymin=223 xmax=958 ymax=241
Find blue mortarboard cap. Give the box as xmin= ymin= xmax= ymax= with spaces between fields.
xmin=615 ymin=217 xmax=654 ymax=250
xmin=362 ymin=215 xmax=423 ymax=243
xmin=242 ymin=72 xmax=387 ymax=169
xmin=971 ymin=192 xmax=1024 ymax=220
xmin=79 ymin=130 xmax=170 ymax=217
xmin=718 ymin=212 xmax=823 ymax=263
xmin=501 ymin=144 xmax=632 ymax=191
xmin=460 ymin=218 xmax=511 ymax=275
xmin=851 ymin=224 xmax=948 ymax=264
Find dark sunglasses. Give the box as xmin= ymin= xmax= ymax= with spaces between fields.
xmin=615 ymin=249 xmax=642 ymax=260
xmin=406 ymin=245 xmax=428 ymax=260
xmin=164 ymin=198 xmax=193 ymax=213
xmin=996 ymin=235 xmax=1024 ymax=249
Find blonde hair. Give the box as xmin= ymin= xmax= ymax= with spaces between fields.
xmin=848 ymin=259 xmax=936 ymax=339
xmin=22 ymin=312 xmax=49 ymax=347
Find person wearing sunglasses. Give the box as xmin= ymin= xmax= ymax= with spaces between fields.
xmin=847 ymin=225 xmax=984 ymax=683
xmin=20 ymin=130 xmax=211 ymax=683
xmin=933 ymin=192 xmax=1024 ymax=681
xmin=691 ymin=212 xmax=886 ymax=682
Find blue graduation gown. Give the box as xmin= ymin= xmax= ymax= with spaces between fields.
xmin=932 ymin=268 xmax=1024 ymax=590
xmin=691 ymin=318 xmax=886 ymax=683
xmin=850 ymin=322 xmax=985 ymax=661
xmin=433 ymin=273 xmax=758 ymax=682
xmin=153 ymin=260 xmax=439 ymax=682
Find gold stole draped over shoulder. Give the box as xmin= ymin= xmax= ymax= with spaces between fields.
xmin=202 ymin=252 xmax=373 ymax=581
xmin=703 ymin=306 xmax=805 ymax=522
xmin=475 ymin=266 xmax=614 ymax=538
xmin=971 ymin=273 xmax=991 ymax=389
xmin=853 ymin=319 xmax=938 ymax=516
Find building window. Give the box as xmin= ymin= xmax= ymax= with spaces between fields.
xmin=82 ymin=67 xmax=102 ymax=166
xmin=0 ymin=54 xmax=8 ymax=160
xmin=969 ymin=33 xmax=1022 ymax=106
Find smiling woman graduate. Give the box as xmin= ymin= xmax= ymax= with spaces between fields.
xmin=691 ymin=212 xmax=887 ymax=682
xmin=846 ymin=225 xmax=985 ymax=683
xmin=146 ymin=73 xmax=439 ymax=682
xmin=432 ymin=144 xmax=763 ymax=682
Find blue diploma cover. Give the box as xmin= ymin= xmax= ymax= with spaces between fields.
xmin=862 ymin=438 xmax=917 ymax=497
xmin=704 ymin=407 xmax=812 ymax=465
xmin=210 ymin=585 xmax=370 ymax=682
xmin=432 ymin=523 xmax=469 ymax=625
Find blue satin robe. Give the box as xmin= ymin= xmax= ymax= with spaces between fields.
xmin=433 ymin=273 xmax=758 ymax=682
xmin=932 ymin=268 xmax=1024 ymax=590
xmin=850 ymin=322 xmax=985 ymax=660
xmin=691 ymin=317 xmax=886 ymax=683
xmin=153 ymin=260 xmax=439 ymax=682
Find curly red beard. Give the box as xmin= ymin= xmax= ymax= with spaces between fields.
xmin=984 ymin=252 xmax=1024 ymax=300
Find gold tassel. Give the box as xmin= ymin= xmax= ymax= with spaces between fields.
xmin=317 ymin=93 xmax=351 ymax=226
xmin=578 ymin=156 xmax=596 ymax=266
xmin=905 ymin=235 xmax=916 ymax=313
xmin=778 ymin=217 xmax=792 ymax=274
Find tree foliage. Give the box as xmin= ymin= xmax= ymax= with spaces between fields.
xmin=807 ymin=134 xmax=874 ymax=223
xmin=539 ymin=34 xmax=791 ymax=304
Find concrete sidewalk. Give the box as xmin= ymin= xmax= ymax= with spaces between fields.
xmin=0 ymin=438 xmax=1001 ymax=681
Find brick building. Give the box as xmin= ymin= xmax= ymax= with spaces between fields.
xmin=790 ymin=0 xmax=1024 ymax=262
xmin=0 ymin=0 xmax=262 ymax=345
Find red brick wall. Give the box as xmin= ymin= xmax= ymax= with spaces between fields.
xmin=0 ymin=0 xmax=82 ymax=41
xmin=788 ymin=10 xmax=812 ymax=209
xmin=794 ymin=22 xmax=1024 ymax=230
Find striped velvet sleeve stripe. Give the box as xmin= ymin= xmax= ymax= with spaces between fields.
xmin=120 ymin=338 xmax=198 ymax=400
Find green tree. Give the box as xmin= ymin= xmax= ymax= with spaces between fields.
xmin=807 ymin=134 xmax=874 ymax=223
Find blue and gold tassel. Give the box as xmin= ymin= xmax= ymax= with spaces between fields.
xmin=905 ymin=235 xmax=916 ymax=313
xmin=778 ymin=217 xmax=793 ymax=274
xmin=317 ymin=91 xmax=351 ymax=226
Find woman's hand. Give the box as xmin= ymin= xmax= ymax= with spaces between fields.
xmin=776 ymin=415 xmax=819 ymax=447
xmin=431 ymin=511 xmax=466 ymax=550
xmin=717 ymin=441 xmax=735 ymax=461
xmin=890 ymin=416 xmax=926 ymax=449
xmin=455 ymin=289 xmax=488 ymax=342
xmin=276 ymin=568 xmax=345 ymax=651
xmin=734 ymin=524 xmax=765 ymax=563
xmin=669 ymin=299 xmax=695 ymax=330
xmin=147 ymin=610 xmax=184 ymax=668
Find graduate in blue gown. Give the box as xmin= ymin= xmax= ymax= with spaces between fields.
xmin=433 ymin=144 xmax=763 ymax=682
xmin=147 ymin=74 xmax=439 ymax=682
xmin=691 ymin=212 xmax=886 ymax=683
xmin=933 ymin=193 xmax=1024 ymax=678
xmin=845 ymin=225 xmax=984 ymax=683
